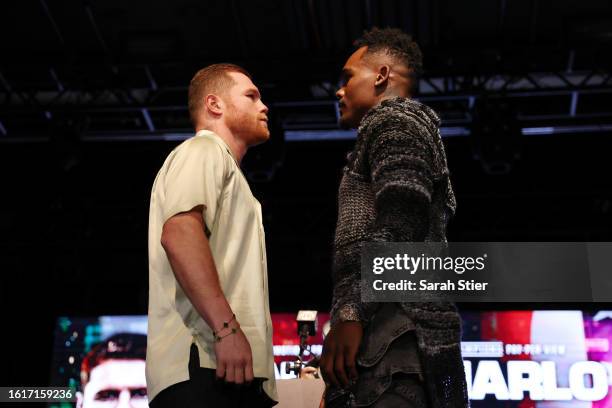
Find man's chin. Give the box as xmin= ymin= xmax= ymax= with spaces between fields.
xmin=338 ymin=116 xmax=357 ymax=130
xmin=261 ymin=128 xmax=271 ymax=141
xmin=251 ymin=130 xmax=270 ymax=145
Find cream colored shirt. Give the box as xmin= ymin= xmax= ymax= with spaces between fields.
xmin=146 ymin=130 xmax=277 ymax=402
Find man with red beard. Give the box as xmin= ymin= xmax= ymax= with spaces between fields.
xmin=320 ymin=28 xmax=468 ymax=407
xmin=147 ymin=64 xmax=277 ymax=407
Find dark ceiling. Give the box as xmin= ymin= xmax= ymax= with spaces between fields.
xmin=1 ymin=0 xmax=612 ymax=140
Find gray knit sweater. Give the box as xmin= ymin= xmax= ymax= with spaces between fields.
xmin=330 ymin=97 xmax=468 ymax=407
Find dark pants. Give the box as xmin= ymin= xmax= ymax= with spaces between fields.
xmin=325 ymin=372 xmax=428 ymax=408
xmin=361 ymin=373 xmax=427 ymax=408
xmin=149 ymin=343 xmax=276 ymax=408
xmin=325 ymin=313 xmax=429 ymax=408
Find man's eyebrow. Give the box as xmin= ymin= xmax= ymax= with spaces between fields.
xmin=339 ymin=68 xmax=353 ymax=81
xmin=94 ymin=389 xmax=120 ymax=399
xmin=245 ymin=87 xmax=260 ymax=97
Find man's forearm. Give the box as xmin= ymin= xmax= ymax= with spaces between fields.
xmin=331 ymin=196 xmax=429 ymax=326
xmin=330 ymin=275 xmax=364 ymax=325
xmin=161 ymin=209 xmax=233 ymax=332
xmin=372 ymin=200 xmax=429 ymax=242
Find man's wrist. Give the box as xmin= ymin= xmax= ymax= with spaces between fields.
xmin=332 ymin=304 xmax=363 ymax=326
xmin=212 ymin=313 xmax=238 ymax=335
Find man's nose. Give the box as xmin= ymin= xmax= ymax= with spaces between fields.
xmin=336 ymin=88 xmax=344 ymax=100
xmin=116 ymin=390 xmax=131 ymax=408
xmin=260 ymin=101 xmax=269 ymax=114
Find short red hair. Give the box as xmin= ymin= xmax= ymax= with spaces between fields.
xmin=187 ymin=63 xmax=251 ymax=126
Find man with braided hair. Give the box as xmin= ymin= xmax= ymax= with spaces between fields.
xmin=320 ymin=28 xmax=469 ymax=407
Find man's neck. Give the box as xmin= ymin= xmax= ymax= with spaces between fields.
xmin=197 ymin=124 xmax=247 ymax=164
xmin=380 ymin=88 xmax=410 ymax=102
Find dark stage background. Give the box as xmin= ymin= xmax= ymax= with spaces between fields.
xmin=1 ymin=0 xmax=611 ymax=387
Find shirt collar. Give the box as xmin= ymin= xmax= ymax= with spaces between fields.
xmin=194 ymin=129 xmax=238 ymax=165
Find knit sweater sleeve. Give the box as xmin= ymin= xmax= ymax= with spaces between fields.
xmin=368 ymin=108 xmax=434 ymax=243
xmin=330 ymin=107 xmax=437 ymax=325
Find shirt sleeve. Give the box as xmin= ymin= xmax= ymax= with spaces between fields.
xmin=162 ymin=137 xmax=229 ymax=232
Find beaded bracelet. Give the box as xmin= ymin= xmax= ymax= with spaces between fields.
xmin=214 ymin=327 xmax=238 ymax=343
xmin=212 ymin=313 xmax=237 ymax=339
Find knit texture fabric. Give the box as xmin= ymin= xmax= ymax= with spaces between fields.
xmin=330 ymin=97 xmax=468 ymax=407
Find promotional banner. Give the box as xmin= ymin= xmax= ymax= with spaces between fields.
xmin=50 ymin=311 xmax=612 ymax=407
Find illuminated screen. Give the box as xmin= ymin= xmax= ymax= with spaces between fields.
xmin=50 ymin=310 xmax=612 ymax=407
xmin=461 ymin=310 xmax=612 ymax=407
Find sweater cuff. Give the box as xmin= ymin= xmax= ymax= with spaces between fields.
xmin=331 ymin=303 xmax=364 ymax=326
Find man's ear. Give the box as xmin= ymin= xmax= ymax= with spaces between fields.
xmin=204 ymin=94 xmax=224 ymax=116
xmin=374 ymin=65 xmax=390 ymax=87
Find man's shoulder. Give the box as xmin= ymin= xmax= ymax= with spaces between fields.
xmin=359 ymin=97 xmax=441 ymax=135
xmin=180 ymin=132 xmax=223 ymax=150
xmin=172 ymin=132 xmax=228 ymax=161
xmin=158 ymin=133 xmax=230 ymax=180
